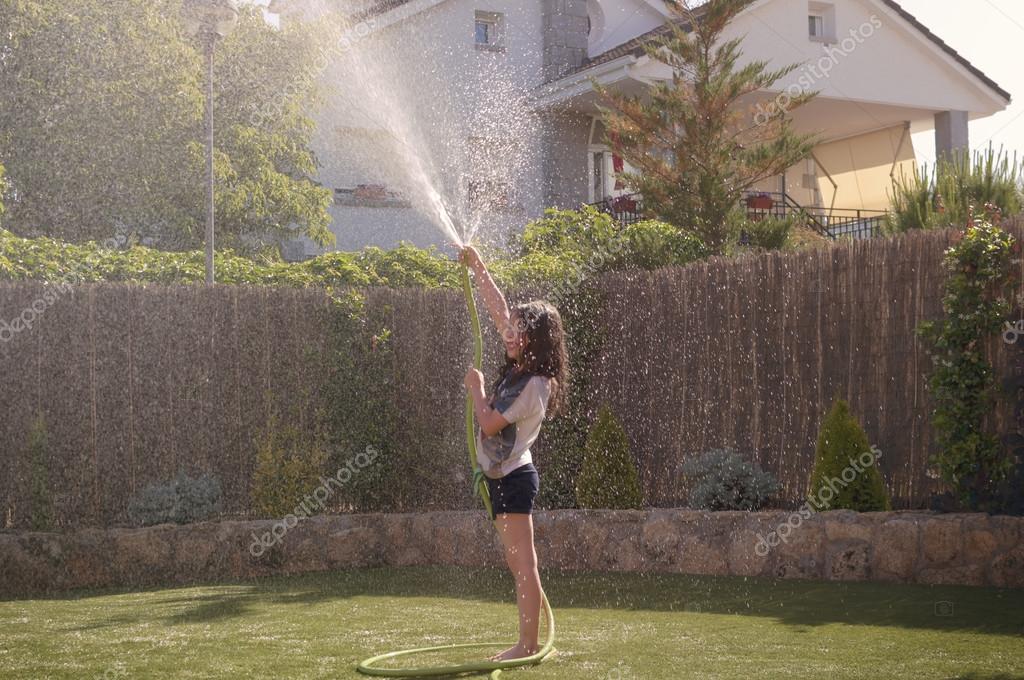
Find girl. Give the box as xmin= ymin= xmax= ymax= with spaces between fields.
xmin=457 ymin=244 xmax=568 ymax=662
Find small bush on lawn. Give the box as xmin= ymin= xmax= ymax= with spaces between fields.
xmin=807 ymin=399 xmax=891 ymax=512
xmin=680 ymin=448 xmax=778 ymax=511
xmin=128 ymin=471 xmax=223 ymax=526
xmin=576 ymin=405 xmax=643 ymax=509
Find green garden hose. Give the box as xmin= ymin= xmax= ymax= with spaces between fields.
xmin=356 ymin=262 xmax=557 ymax=678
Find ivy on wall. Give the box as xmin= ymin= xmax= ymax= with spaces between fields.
xmin=918 ymin=208 xmax=1017 ymax=509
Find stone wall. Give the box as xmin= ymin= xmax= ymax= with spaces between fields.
xmin=1 ymin=510 xmax=1021 ymax=596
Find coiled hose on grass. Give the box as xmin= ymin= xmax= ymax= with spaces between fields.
xmin=356 ymin=263 xmax=557 ymax=678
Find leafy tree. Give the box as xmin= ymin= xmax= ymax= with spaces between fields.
xmin=0 ymin=0 xmax=332 ymax=253
xmin=576 ymin=405 xmax=643 ymax=509
xmin=807 ymin=399 xmax=891 ymax=512
xmin=596 ymin=0 xmax=818 ymax=254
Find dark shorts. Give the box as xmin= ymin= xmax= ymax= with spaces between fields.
xmin=486 ymin=463 xmax=539 ymax=521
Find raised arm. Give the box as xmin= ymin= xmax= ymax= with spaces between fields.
xmin=458 ymin=245 xmax=510 ymax=336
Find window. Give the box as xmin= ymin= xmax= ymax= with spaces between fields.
xmin=808 ymin=14 xmax=824 ymax=38
xmin=474 ymin=11 xmax=504 ymax=51
xmin=808 ymin=2 xmax=836 ymax=43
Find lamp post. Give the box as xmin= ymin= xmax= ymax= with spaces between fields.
xmin=183 ymin=0 xmax=239 ymax=285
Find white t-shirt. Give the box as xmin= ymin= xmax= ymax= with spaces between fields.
xmin=477 ymin=371 xmax=552 ymax=479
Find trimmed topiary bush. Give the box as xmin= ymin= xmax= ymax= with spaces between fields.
xmin=680 ymin=448 xmax=778 ymax=511
xmin=807 ymin=399 xmax=891 ymax=512
xmin=127 ymin=471 xmax=223 ymax=527
xmin=576 ymin=405 xmax=643 ymax=509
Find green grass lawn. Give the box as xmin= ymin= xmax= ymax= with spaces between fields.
xmin=1 ymin=566 xmax=1022 ymax=679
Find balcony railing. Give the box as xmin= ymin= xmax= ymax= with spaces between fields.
xmin=589 ymin=191 xmax=889 ymax=240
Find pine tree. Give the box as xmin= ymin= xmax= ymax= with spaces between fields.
xmin=576 ymin=405 xmax=643 ymax=509
xmin=808 ymin=399 xmax=891 ymax=512
xmin=596 ymin=0 xmax=818 ymax=254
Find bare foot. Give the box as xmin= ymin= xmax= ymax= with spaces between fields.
xmin=487 ymin=643 xmax=539 ymax=662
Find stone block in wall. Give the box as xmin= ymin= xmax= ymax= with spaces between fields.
xmin=0 ymin=533 xmax=63 ymax=593
xmin=604 ymin=511 xmax=646 ymax=572
xmin=727 ymin=526 xmax=772 ymax=577
xmin=326 ymin=526 xmax=382 ymax=569
xmin=675 ymin=511 xmax=735 ymax=576
xmin=458 ymin=512 xmax=505 ymax=568
xmin=279 ymin=515 xmax=330 ymax=574
xmin=62 ymin=528 xmax=116 ymax=590
xmin=989 ymin=543 xmax=1024 ymax=588
xmin=383 ymin=514 xmax=425 ymax=567
xmin=921 ymin=516 xmax=962 ymax=564
xmin=767 ymin=512 xmax=826 ymax=580
xmin=986 ymin=515 xmax=1024 ymax=553
xmin=919 ymin=563 xmax=986 ymax=587
xmin=111 ymin=524 xmax=176 ymax=586
xmin=173 ymin=521 xmax=229 ymax=584
xmin=823 ymin=510 xmax=878 ymax=543
xmin=825 ymin=540 xmax=871 ymax=581
xmin=872 ymin=518 xmax=920 ymax=582
xmin=640 ymin=510 xmax=683 ymax=568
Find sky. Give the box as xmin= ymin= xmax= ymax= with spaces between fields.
xmin=892 ymin=0 xmax=1022 ymax=165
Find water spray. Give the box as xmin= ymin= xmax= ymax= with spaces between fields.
xmin=356 ymin=242 xmax=558 ymax=678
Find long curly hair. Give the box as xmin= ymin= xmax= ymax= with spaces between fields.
xmin=493 ymin=300 xmax=569 ymax=416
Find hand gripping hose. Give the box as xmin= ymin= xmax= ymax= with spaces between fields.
xmin=356 ymin=263 xmax=557 ymax=678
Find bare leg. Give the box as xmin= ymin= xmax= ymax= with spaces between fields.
xmin=488 ymin=512 xmax=543 ymax=661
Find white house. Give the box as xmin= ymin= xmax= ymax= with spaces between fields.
xmin=269 ymin=0 xmax=1011 ymax=256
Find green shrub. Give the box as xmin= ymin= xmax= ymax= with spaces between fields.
xmin=887 ymin=146 xmax=1023 ymax=233
xmin=515 ymin=205 xmax=619 ymax=264
xmin=0 ymin=229 xmax=457 ymax=289
xmin=576 ymin=405 xmax=643 ymax=509
xmin=618 ymin=220 xmax=709 ymax=269
xmin=739 ymin=215 xmax=794 ymax=251
xmin=513 ymin=207 xmax=708 ymax=275
xmin=807 ymin=399 xmax=891 ymax=512
xmin=127 ymin=471 xmax=223 ymax=526
xmin=251 ymin=409 xmax=329 ymax=518
xmin=917 ymin=213 xmax=1015 ymax=508
xmin=680 ymin=448 xmax=778 ymax=511
xmin=26 ymin=415 xmax=54 ymax=530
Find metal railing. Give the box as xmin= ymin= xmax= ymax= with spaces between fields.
xmin=590 ymin=193 xmax=645 ymax=225
xmin=589 ymin=191 xmax=889 ymax=240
